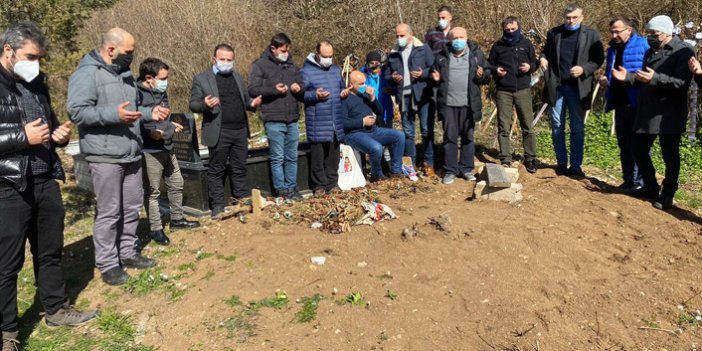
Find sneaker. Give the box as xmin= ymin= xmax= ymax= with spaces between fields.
xmin=327 ymin=186 xmax=342 ymax=194
xmin=2 ymin=331 xmax=19 ymax=351
xmin=421 ymin=162 xmax=436 ymax=177
xmin=442 ymin=173 xmax=456 ymax=184
xmin=555 ymin=164 xmax=568 ymax=176
xmin=288 ymin=189 xmax=304 ymax=201
xmin=629 ymin=186 xmax=660 ymax=199
xmin=121 ymin=255 xmax=156 ymax=270
xmin=313 ymin=188 xmax=326 ymax=198
xmin=569 ymin=168 xmax=585 ymax=178
xmin=618 ymin=181 xmax=634 ymax=189
xmin=170 ymin=218 xmax=201 ymax=230
xmin=210 ymin=206 xmax=233 ymax=220
xmin=149 ymin=229 xmax=171 ymax=246
xmin=525 ymin=159 xmax=538 ymax=174
xmin=101 ymin=267 xmax=130 ymax=286
xmin=389 ymin=172 xmax=404 ymax=179
xmin=457 ymin=172 xmax=477 ymax=181
xmin=45 ymin=303 xmax=99 ymax=327
xmin=653 ymin=195 xmax=674 ymax=211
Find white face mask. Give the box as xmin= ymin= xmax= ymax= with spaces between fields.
xmin=319 ymin=57 xmax=333 ymax=68
xmin=276 ymin=52 xmax=289 ymax=62
xmin=154 ymin=79 xmax=168 ymax=93
xmin=12 ymin=51 xmax=40 ymax=83
xmin=215 ymin=60 xmax=233 ymax=73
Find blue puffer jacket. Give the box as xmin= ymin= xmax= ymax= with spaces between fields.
xmin=604 ymin=33 xmax=649 ymax=111
xmin=301 ymin=53 xmax=345 ymax=142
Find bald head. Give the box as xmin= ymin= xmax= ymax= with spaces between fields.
xmin=449 ymin=27 xmax=467 ymax=40
xmin=99 ymin=27 xmax=135 ymax=66
xmin=349 ymin=70 xmax=367 ymax=94
xmin=395 ymin=23 xmax=413 ymax=47
xmin=101 ymin=28 xmax=133 ymax=48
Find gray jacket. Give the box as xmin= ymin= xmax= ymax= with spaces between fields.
xmin=189 ymin=68 xmax=253 ymax=147
xmin=67 ymin=50 xmax=153 ymax=163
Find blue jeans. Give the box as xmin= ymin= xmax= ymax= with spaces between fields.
xmin=265 ymin=122 xmax=299 ymax=192
xmin=344 ymin=127 xmax=405 ymax=178
xmin=401 ymin=94 xmax=433 ymax=166
xmin=550 ymin=85 xmax=585 ymax=170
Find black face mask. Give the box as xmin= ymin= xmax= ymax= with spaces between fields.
xmin=112 ymin=52 xmax=134 ymax=74
xmin=647 ymin=35 xmax=662 ymax=50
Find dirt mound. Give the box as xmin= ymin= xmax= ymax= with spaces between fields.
xmin=71 ymin=165 xmax=702 ymax=350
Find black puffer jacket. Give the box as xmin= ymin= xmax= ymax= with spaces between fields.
xmin=0 ymin=66 xmax=65 ymax=191
xmin=248 ymin=48 xmax=305 ymax=123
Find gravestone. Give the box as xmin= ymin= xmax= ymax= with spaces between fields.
xmin=170 ymin=113 xmax=200 ymax=164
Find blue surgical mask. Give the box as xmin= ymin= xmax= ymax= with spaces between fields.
xmin=451 ymin=39 xmax=466 ymax=52
xmin=564 ymin=23 xmax=581 ymax=31
xmin=396 ymin=37 xmax=408 ymax=48
xmin=215 ymin=61 xmax=233 ymax=73
xmin=154 ymin=79 xmax=168 ymax=93
xmin=438 ymin=19 xmax=449 ymax=30
xmin=358 ymin=84 xmax=367 ymax=95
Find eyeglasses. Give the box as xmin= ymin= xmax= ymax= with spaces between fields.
xmin=610 ymin=28 xmax=630 ymax=35
xmin=564 ymin=15 xmax=582 ymax=22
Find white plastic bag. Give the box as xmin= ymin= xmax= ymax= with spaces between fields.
xmin=337 ymin=143 xmax=366 ymax=190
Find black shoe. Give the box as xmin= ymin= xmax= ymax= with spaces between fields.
xmin=313 ymin=188 xmax=326 ymax=198
xmin=653 ymin=195 xmax=674 ymax=210
xmin=149 ymin=229 xmax=171 ymax=245
xmin=525 ymin=159 xmax=538 ymax=174
xmin=101 ymin=267 xmax=130 ymax=286
xmin=629 ymin=186 xmax=660 ymax=199
xmin=618 ymin=181 xmax=634 ymax=190
xmin=211 ymin=206 xmax=232 ymax=220
xmin=288 ymin=189 xmax=304 ymax=201
xmin=555 ymin=164 xmax=568 ymax=176
xmin=369 ymin=175 xmax=387 ymax=183
xmin=389 ymin=172 xmax=404 ymax=179
xmin=121 ymin=255 xmax=156 ymax=269
xmin=170 ymin=219 xmax=201 ymax=230
xmin=568 ymin=168 xmax=585 ymax=178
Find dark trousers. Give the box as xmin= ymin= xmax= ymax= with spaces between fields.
xmin=0 ymin=179 xmax=68 ymax=332
xmin=496 ymin=88 xmax=536 ymax=163
xmin=207 ymin=127 xmax=248 ymax=208
xmin=310 ymin=138 xmax=340 ymax=191
xmin=614 ymin=106 xmax=643 ymax=187
xmin=633 ymin=133 xmax=681 ymax=198
xmin=441 ymin=105 xmax=475 ymax=175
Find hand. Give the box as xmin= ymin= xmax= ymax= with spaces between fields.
xmin=362 ymin=116 xmax=376 ymax=127
xmin=611 ymin=66 xmax=627 ymax=81
xmin=539 ymin=57 xmax=549 ymax=70
xmin=690 ymin=57 xmax=702 ymax=76
xmin=150 ymin=129 xmax=164 ymax=140
xmin=392 ymin=71 xmax=403 ymax=83
xmin=340 ymin=87 xmax=351 ymax=99
xmin=599 ymin=75 xmax=609 ymax=89
xmin=365 ymin=86 xmax=376 ymax=99
xmin=151 ymin=105 xmax=170 ymax=122
xmin=431 ymin=69 xmax=440 ymax=81
xmin=570 ymin=65 xmax=584 ymax=78
xmin=250 ymin=95 xmax=262 ymax=108
xmin=118 ymin=101 xmax=142 ymax=124
xmin=496 ymin=67 xmax=507 ymax=78
xmin=275 ymin=83 xmax=289 ymax=95
xmin=24 ymin=118 xmax=49 ymax=145
xmin=171 ymin=122 xmax=184 ymax=133
xmin=316 ymin=88 xmax=330 ymax=101
xmin=635 ymin=67 xmax=655 ymax=83
xmin=476 ymin=66 xmax=484 ymax=79
xmin=410 ymin=68 xmax=423 ymax=79
xmin=204 ymin=95 xmax=220 ymax=109
xmin=50 ymin=121 xmax=72 ymax=144
xmin=519 ymin=63 xmax=531 ymax=73
xmin=290 ymin=83 xmax=301 ymax=94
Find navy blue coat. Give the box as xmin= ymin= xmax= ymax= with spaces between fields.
xmin=604 ymin=33 xmax=649 ymax=111
xmin=300 ymin=54 xmax=345 ymax=142
xmin=341 ymin=92 xmax=383 ymax=135
xmin=385 ymin=37 xmax=435 ymax=104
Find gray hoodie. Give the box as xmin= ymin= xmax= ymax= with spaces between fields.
xmin=67 ymin=50 xmax=153 ymax=163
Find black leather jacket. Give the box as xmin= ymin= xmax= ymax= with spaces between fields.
xmin=0 ymin=66 xmax=65 ymax=191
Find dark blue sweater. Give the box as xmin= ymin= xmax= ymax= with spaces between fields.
xmin=341 ymin=92 xmax=383 ymax=135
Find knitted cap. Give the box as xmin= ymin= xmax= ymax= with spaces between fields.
xmin=646 ymin=15 xmax=674 ymax=35
xmin=366 ymin=51 xmax=382 ymax=63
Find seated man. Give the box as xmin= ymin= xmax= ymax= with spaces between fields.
xmin=341 ymin=71 xmax=405 ymax=182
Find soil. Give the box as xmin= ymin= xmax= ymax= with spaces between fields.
xmin=65 ymin=164 xmax=702 ymax=351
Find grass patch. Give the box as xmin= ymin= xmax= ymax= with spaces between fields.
xmin=295 ymin=294 xmax=323 ymax=323
xmin=677 ymin=311 xmax=700 ymax=326
xmin=220 ymin=290 xmax=290 ymax=342
xmin=216 ymin=254 xmax=237 ymax=262
xmin=201 ymin=270 xmax=215 ymax=281
xmin=195 ymin=250 xmax=215 ymax=261
xmin=177 ymin=262 xmax=196 ymax=271
xmin=384 ymin=289 xmax=398 ymax=301
xmin=123 ymin=268 xmax=187 ymax=302
xmin=249 ymin=290 xmax=289 ymax=310
xmin=344 ymin=292 xmax=365 ymax=306
xmin=224 ymin=295 xmax=242 ymax=308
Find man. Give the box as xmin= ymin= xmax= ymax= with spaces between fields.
xmin=360 ymin=51 xmax=394 ymax=129
xmin=190 ymin=44 xmax=262 ymax=219
xmin=690 ymin=55 xmax=702 ymax=84
xmin=540 ymin=4 xmax=604 ymax=177
xmin=387 ymin=24 xmax=435 ymax=176
xmin=67 ymin=28 xmax=169 ymax=285
xmin=612 ymin=15 xmax=695 ymax=210
xmin=300 ymin=41 xmax=347 ymax=197
xmin=488 ymin=16 xmax=539 ymax=172
xmin=342 ymin=71 xmax=405 ymax=181
xmin=431 ymin=27 xmax=490 ymax=184
xmin=425 ymin=5 xmax=453 ymax=55
xmin=600 ymin=16 xmax=649 ymax=190
xmin=0 ymin=22 xmax=97 ymax=351
xmin=248 ymin=33 xmax=305 ymax=199
xmin=138 ymin=58 xmax=200 ymax=242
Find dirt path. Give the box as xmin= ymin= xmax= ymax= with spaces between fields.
xmin=70 ymin=166 xmax=702 ymax=351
